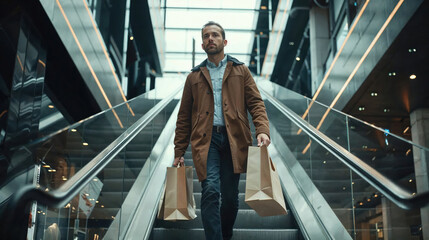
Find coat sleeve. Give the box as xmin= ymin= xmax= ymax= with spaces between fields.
xmin=174 ymin=75 xmax=193 ymax=158
xmin=243 ymin=66 xmax=270 ymax=138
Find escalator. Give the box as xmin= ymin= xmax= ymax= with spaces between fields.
xmin=1 ymin=78 xmax=428 ymax=240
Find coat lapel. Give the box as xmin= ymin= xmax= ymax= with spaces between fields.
xmin=222 ymin=61 xmax=233 ymax=86
xmin=200 ymin=67 xmax=213 ymax=91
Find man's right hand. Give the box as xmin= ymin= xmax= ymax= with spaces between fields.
xmin=173 ymin=156 xmax=185 ymax=167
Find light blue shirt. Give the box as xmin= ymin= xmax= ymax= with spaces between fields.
xmin=206 ymin=55 xmax=228 ymax=126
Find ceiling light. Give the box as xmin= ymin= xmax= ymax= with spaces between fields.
xmin=367 ymin=198 xmax=371 ymax=202
xmin=261 ymin=5 xmax=267 ymax=10
xmin=383 ymin=108 xmax=390 ymax=113
xmin=48 ymin=105 xmax=54 ymax=109
xmin=130 ymin=36 xmax=134 ymax=40
xmin=388 ymin=72 xmax=396 ymax=76
xmin=83 ymin=142 xmax=89 ymax=146
xmin=42 ymin=164 xmax=50 ymax=168
xmin=408 ymin=48 xmax=416 ymax=52
xmin=358 ymin=106 xmax=365 ymax=111
xmin=352 ymin=182 xmax=355 ymax=185
xmin=71 ymin=129 xmax=77 ymax=132
xmin=410 ymin=74 xmax=416 ymax=79
xmin=370 ymin=92 xmax=378 ymax=96
xmin=409 ymin=179 xmax=413 ymax=183
xmin=259 ymin=32 xmax=263 ymax=35
xmin=101 ymin=205 xmax=104 ymax=208
xmin=406 ymin=149 xmax=411 ymax=156
xmin=296 ymin=57 xmax=301 ymax=61
xmin=289 ymin=42 xmax=294 ymax=46
xmin=342 ymin=187 xmax=346 ymax=190
xmin=359 ymin=202 xmax=363 ymax=206
xmin=403 ymin=126 xmax=409 ymax=134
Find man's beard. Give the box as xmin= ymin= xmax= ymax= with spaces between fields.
xmin=203 ymin=44 xmax=223 ymax=55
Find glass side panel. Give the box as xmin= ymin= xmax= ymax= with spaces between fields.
xmin=33 ymin=99 xmax=178 ymax=239
xmin=27 ymin=82 xmax=181 ymax=239
xmin=258 ymin=79 xmax=426 ymax=239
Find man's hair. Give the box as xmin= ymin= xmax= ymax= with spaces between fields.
xmin=201 ymin=21 xmax=225 ymax=40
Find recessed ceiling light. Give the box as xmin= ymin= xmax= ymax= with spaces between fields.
xmin=289 ymin=42 xmax=294 ymax=46
xmin=408 ymin=48 xmax=416 ymax=52
xmin=83 ymin=142 xmax=89 ymax=146
xmin=130 ymin=36 xmax=134 ymax=40
xmin=48 ymin=105 xmax=54 ymax=109
xmin=296 ymin=57 xmax=301 ymax=61
xmin=383 ymin=108 xmax=390 ymax=113
xmin=71 ymin=129 xmax=77 ymax=132
xmin=370 ymin=92 xmax=378 ymax=96
xmin=410 ymin=74 xmax=416 ymax=79
xmin=388 ymin=72 xmax=396 ymax=76
xmin=261 ymin=5 xmax=267 ymax=10
xmin=358 ymin=106 xmax=365 ymax=111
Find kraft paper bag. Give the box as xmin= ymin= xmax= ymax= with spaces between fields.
xmin=158 ymin=164 xmax=197 ymax=221
xmin=245 ymin=145 xmax=287 ymax=217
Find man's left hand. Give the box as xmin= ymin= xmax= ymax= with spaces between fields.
xmin=257 ymin=133 xmax=271 ymax=147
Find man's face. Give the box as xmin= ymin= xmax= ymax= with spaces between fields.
xmin=201 ymin=25 xmax=227 ymax=55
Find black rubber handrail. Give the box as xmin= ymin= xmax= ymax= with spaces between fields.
xmin=261 ymin=88 xmax=429 ymax=210
xmin=0 ymin=85 xmax=183 ymax=239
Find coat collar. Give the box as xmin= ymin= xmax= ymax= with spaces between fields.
xmin=191 ymin=55 xmax=244 ymax=72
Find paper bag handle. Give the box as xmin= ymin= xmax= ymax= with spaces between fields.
xmin=177 ymin=161 xmax=185 ymax=168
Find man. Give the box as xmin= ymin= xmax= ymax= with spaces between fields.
xmin=173 ymin=21 xmax=270 ymax=240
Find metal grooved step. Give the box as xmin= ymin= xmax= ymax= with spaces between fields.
xmin=152 ymin=228 xmax=299 ymax=240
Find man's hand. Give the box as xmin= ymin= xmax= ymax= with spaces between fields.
xmin=257 ymin=133 xmax=271 ymax=147
xmin=173 ymin=156 xmax=185 ymax=167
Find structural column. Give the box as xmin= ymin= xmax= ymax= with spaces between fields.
xmin=309 ymin=4 xmax=330 ymax=95
xmin=410 ymin=108 xmax=429 ymax=240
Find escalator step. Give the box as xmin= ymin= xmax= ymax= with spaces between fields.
xmin=151 ymin=228 xmax=299 ymax=240
xmin=155 ymin=209 xmax=294 ymax=229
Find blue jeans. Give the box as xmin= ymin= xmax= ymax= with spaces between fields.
xmin=201 ymin=129 xmax=240 ymax=240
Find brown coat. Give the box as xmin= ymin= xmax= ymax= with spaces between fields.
xmin=174 ymin=56 xmax=270 ymax=181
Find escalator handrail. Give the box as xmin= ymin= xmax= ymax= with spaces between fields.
xmin=260 ymin=88 xmax=429 ymax=210
xmin=0 ymin=84 xmax=183 ymax=236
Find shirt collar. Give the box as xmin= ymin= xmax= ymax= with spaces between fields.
xmin=207 ymin=55 xmax=228 ymax=68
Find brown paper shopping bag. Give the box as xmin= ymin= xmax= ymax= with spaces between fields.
xmin=245 ymin=145 xmax=287 ymax=217
xmin=158 ymin=163 xmax=197 ymax=221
